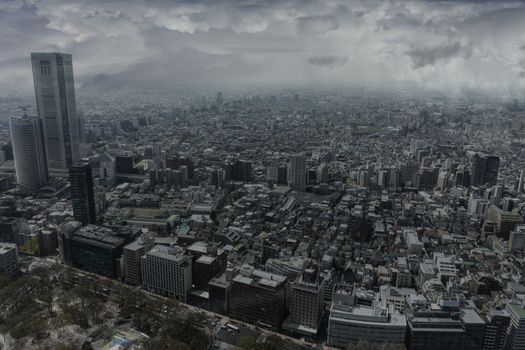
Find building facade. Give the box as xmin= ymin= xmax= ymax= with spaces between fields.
xmin=9 ymin=115 xmax=48 ymax=192
xmin=31 ymin=52 xmax=80 ymax=171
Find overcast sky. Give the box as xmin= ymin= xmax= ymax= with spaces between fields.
xmin=1 ymin=0 xmax=525 ymax=95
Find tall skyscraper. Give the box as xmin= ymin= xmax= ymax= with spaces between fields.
xmin=518 ymin=170 xmax=525 ymax=193
xmin=9 ymin=115 xmax=48 ymax=192
xmin=31 ymin=52 xmax=80 ymax=171
xmin=69 ymin=162 xmax=96 ymax=226
xmin=470 ymin=153 xmax=500 ymax=187
xmin=289 ymin=155 xmax=306 ymax=191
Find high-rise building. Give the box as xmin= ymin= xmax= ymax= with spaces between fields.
xmin=485 ymin=205 xmax=523 ymax=240
xmin=141 ymin=245 xmax=192 ymax=302
xmin=519 ymin=170 xmax=525 ymax=194
xmin=69 ymin=162 xmax=96 ymax=226
xmin=288 ymin=155 xmax=306 ymax=191
xmin=9 ymin=115 xmax=48 ymax=192
xmin=282 ymin=268 xmax=326 ymax=337
xmin=482 ymin=308 xmax=510 ymax=350
xmin=471 ymin=153 xmax=500 ymax=187
xmin=122 ymin=236 xmax=154 ymax=285
xmin=504 ymin=303 xmax=525 ymax=350
xmin=31 ymin=52 xmax=80 ymax=171
xmin=0 ymin=242 xmax=20 ymax=278
xmin=509 ymin=225 xmax=525 ymax=252
xmin=211 ymin=168 xmax=224 ymax=189
xmin=230 ymin=265 xmax=287 ymax=330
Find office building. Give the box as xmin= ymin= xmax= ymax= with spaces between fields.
xmin=509 ymin=225 xmax=525 ymax=252
xmin=471 ymin=153 xmax=500 ymax=187
xmin=230 ymin=265 xmax=287 ymax=330
xmin=141 ymin=245 xmax=192 ymax=302
xmin=404 ymin=228 xmax=424 ymax=254
xmin=482 ymin=308 xmax=510 ymax=350
xmin=0 ymin=243 xmax=19 ymax=278
xmin=327 ymin=288 xmax=406 ymax=348
xmin=288 ymin=155 xmax=306 ymax=191
xmin=193 ymin=254 xmax=225 ymax=291
xmin=122 ymin=236 xmax=154 ymax=285
xmin=115 ymin=156 xmax=136 ymax=174
xmin=505 ymin=303 xmax=525 ymax=350
xmin=211 ymin=168 xmax=224 ymax=189
xmin=31 ymin=52 xmax=80 ymax=171
xmin=225 ymin=160 xmax=252 ymax=182
xmin=59 ymin=224 xmax=125 ymax=278
xmin=485 ymin=205 xmax=523 ymax=240
xmin=209 ymin=269 xmax=232 ymax=314
xmin=0 ymin=217 xmax=29 ymax=243
xmin=282 ymin=268 xmax=326 ymax=337
xmin=405 ymin=297 xmax=485 ymax=350
xmin=69 ymin=162 xmax=96 ymax=226
xmin=9 ymin=115 xmax=48 ymax=192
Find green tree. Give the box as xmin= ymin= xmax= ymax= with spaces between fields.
xmin=236 ymin=336 xmax=257 ymax=350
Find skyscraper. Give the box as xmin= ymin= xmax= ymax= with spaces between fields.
xmin=31 ymin=52 xmax=80 ymax=171
xmin=9 ymin=115 xmax=48 ymax=192
xmin=470 ymin=153 xmax=500 ymax=187
xmin=69 ymin=162 xmax=96 ymax=226
xmin=289 ymin=155 xmax=306 ymax=191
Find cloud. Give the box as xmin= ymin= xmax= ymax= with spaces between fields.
xmin=296 ymin=15 xmax=339 ymax=35
xmin=1 ymin=0 xmax=525 ymax=94
xmin=407 ymin=42 xmax=472 ymax=68
xmin=307 ymin=55 xmax=348 ymax=69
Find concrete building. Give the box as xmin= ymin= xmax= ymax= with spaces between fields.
xmin=509 ymin=225 xmax=525 ymax=252
xmin=404 ymin=228 xmax=424 ymax=254
xmin=405 ymin=297 xmax=485 ymax=350
xmin=69 ymin=162 xmax=96 ymax=226
xmin=122 ymin=236 xmax=153 ymax=285
xmin=505 ymin=303 xmax=525 ymax=350
xmin=288 ymin=155 xmax=307 ymax=192
xmin=59 ymin=224 xmax=125 ymax=278
xmin=31 ymin=52 xmax=80 ymax=171
xmin=9 ymin=115 xmax=48 ymax=192
xmin=141 ymin=245 xmax=192 ymax=301
xmin=0 ymin=243 xmax=19 ymax=277
xmin=282 ymin=268 xmax=326 ymax=337
xmin=327 ymin=288 xmax=406 ymax=348
xmin=485 ymin=205 xmax=523 ymax=240
xmin=482 ymin=308 xmax=510 ymax=350
xmin=229 ymin=265 xmax=287 ymax=330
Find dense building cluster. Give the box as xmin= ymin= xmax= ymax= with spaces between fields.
xmin=2 ymin=52 xmax=525 ymax=349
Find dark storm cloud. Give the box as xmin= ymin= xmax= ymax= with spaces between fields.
xmin=296 ymin=15 xmax=339 ymax=35
xmin=307 ymin=56 xmax=348 ymax=69
xmin=1 ymin=0 xmax=525 ymax=93
xmin=407 ymin=42 xmax=472 ymax=69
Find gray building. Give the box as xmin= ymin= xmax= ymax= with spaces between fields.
xmin=328 ymin=288 xmax=406 ymax=348
xmin=229 ymin=265 xmax=287 ymax=330
xmin=282 ymin=268 xmax=326 ymax=337
xmin=505 ymin=303 xmax=525 ymax=350
xmin=122 ymin=236 xmax=153 ymax=285
xmin=9 ymin=115 xmax=48 ymax=192
xmin=141 ymin=245 xmax=192 ymax=302
xmin=0 ymin=243 xmax=19 ymax=278
xmin=31 ymin=52 xmax=80 ymax=171
xmin=288 ymin=155 xmax=306 ymax=192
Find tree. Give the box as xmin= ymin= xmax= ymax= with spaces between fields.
xmin=236 ymin=336 xmax=257 ymax=350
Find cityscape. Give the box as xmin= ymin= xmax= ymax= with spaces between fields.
xmin=1 ymin=1 xmax=525 ymax=350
